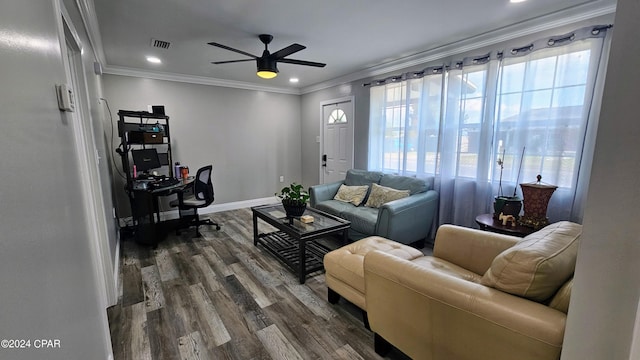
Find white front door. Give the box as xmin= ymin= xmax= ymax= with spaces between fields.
xmin=321 ymin=98 xmax=354 ymax=184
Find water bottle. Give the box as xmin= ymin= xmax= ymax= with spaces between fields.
xmin=174 ymin=162 xmax=181 ymax=179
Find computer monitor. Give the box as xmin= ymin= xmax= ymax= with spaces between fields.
xmin=131 ymin=148 xmax=161 ymax=173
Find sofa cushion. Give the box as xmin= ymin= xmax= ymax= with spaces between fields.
xmin=340 ymin=206 xmax=379 ymax=235
xmin=345 ymin=169 xmax=383 ymax=187
xmin=379 ymin=174 xmax=429 ymax=195
xmin=364 ymin=183 xmax=410 ymax=208
xmin=314 ymin=199 xmax=355 ymax=216
xmin=548 ymin=278 xmax=573 ymax=313
xmin=333 ymin=184 xmax=369 ymax=206
xmin=481 ymin=221 xmax=581 ymax=302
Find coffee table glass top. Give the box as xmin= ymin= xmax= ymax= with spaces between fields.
xmin=252 ymin=204 xmax=349 ymax=236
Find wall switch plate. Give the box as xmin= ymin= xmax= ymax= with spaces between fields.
xmin=279 ymin=176 xmax=284 ymax=183
xmin=56 ymin=84 xmax=75 ymax=112
xmin=93 ymin=61 xmax=103 ymax=75
xmin=316 ymin=136 xmax=320 ymax=143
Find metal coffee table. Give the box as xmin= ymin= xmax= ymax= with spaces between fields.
xmin=252 ymin=204 xmax=350 ymax=284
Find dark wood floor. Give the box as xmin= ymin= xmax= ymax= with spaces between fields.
xmin=107 ymin=208 xmax=412 ymax=360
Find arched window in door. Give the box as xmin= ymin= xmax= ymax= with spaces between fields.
xmin=328 ymin=108 xmax=347 ymax=124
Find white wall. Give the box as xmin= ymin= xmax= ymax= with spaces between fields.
xmin=562 ymin=0 xmax=640 ymax=358
xmin=62 ymin=0 xmax=119 ymax=305
xmin=0 ymin=1 xmax=112 ymax=359
xmin=102 ymin=75 xmax=303 ymax=217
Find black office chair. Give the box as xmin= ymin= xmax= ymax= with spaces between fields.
xmin=171 ymin=165 xmax=221 ymax=237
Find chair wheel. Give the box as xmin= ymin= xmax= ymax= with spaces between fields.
xmin=216 ymin=225 xmax=221 ymax=230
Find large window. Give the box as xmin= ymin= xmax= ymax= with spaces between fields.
xmin=495 ymin=46 xmax=592 ymax=188
xmin=368 ymin=25 xmax=610 ymax=227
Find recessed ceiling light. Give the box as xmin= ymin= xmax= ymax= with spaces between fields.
xmin=510 ymin=0 xmax=526 ymax=3
xmin=146 ymin=56 xmax=161 ymax=64
xmin=289 ymin=78 xmax=299 ymax=83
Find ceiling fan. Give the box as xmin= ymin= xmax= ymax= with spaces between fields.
xmin=208 ymin=34 xmax=326 ymax=79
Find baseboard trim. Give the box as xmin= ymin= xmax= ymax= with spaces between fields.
xmin=120 ymin=197 xmax=279 ymax=224
xmin=112 ymin=238 xmax=120 ymax=305
xmin=199 ymin=196 xmax=278 ymax=215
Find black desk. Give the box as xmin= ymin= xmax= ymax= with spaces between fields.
xmin=131 ymin=177 xmax=194 ymax=246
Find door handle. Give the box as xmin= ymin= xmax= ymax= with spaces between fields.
xmin=322 ymin=154 xmax=327 ymax=167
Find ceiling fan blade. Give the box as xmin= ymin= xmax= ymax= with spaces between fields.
xmin=208 ymin=42 xmax=257 ymax=59
xmin=278 ymin=58 xmax=326 ymax=68
xmin=211 ymin=59 xmax=255 ymax=64
xmin=271 ymin=43 xmax=306 ymax=60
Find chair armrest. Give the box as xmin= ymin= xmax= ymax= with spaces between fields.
xmin=309 ymin=181 xmax=343 ymax=207
xmin=364 ymin=251 xmax=566 ymax=360
xmin=433 ymin=224 xmax=520 ymax=275
xmin=375 ymin=190 xmax=438 ymax=244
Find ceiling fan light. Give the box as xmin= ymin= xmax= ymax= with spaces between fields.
xmin=257 ymin=70 xmax=278 ymax=79
xmin=257 ymin=57 xmax=278 ymax=79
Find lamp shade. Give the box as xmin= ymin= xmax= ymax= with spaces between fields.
xmin=257 ymin=57 xmax=278 ymax=79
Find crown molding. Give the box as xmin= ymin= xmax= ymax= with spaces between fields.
xmin=75 ymin=0 xmax=106 ymax=64
xmin=102 ymin=65 xmax=302 ymax=95
xmin=300 ymin=1 xmax=616 ymax=94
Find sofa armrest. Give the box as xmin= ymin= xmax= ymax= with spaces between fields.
xmin=375 ymin=190 xmax=438 ymax=244
xmin=309 ymin=181 xmax=343 ymax=207
xmin=433 ymin=224 xmax=520 ymax=275
xmin=364 ymin=251 xmax=566 ymax=360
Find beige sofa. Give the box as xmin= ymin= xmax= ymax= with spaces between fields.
xmin=363 ymin=221 xmax=580 ymax=360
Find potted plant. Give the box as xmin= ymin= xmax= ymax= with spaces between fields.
xmin=276 ymin=182 xmax=310 ymax=218
xmin=494 ymin=148 xmax=523 ymax=219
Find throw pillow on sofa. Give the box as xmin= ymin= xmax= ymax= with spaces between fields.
xmin=333 ymin=184 xmax=369 ymax=206
xmin=364 ymin=183 xmax=410 ymax=208
xmin=480 ymin=221 xmax=581 ymax=302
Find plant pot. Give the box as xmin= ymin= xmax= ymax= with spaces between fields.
xmin=282 ymin=200 xmax=307 ymax=218
xmin=493 ymin=196 xmax=522 ymax=219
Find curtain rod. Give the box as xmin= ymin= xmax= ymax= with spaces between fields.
xmin=363 ymin=24 xmax=612 ymax=87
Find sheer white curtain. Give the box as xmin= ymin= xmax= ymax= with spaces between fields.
xmin=436 ymin=57 xmax=501 ymax=227
xmin=368 ymin=25 xmax=611 ymax=228
xmin=369 ymin=67 xmax=445 ymax=176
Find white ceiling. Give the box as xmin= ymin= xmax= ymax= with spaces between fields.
xmin=92 ymin=0 xmax=616 ymax=93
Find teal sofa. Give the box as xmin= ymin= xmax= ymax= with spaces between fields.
xmin=309 ymin=169 xmax=438 ymax=246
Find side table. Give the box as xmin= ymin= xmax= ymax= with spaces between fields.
xmin=475 ymin=213 xmax=535 ymax=238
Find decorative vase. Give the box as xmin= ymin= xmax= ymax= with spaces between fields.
xmin=282 ymin=200 xmax=307 ymax=218
xmin=519 ymin=175 xmax=557 ymax=230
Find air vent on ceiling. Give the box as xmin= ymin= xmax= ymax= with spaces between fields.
xmin=151 ymin=38 xmax=171 ymax=49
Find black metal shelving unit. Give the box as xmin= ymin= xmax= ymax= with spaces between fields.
xmin=117 ymin=110 xmax=172 ymax=184
xmin=117 ymin=110 xmax=173 ymax=244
